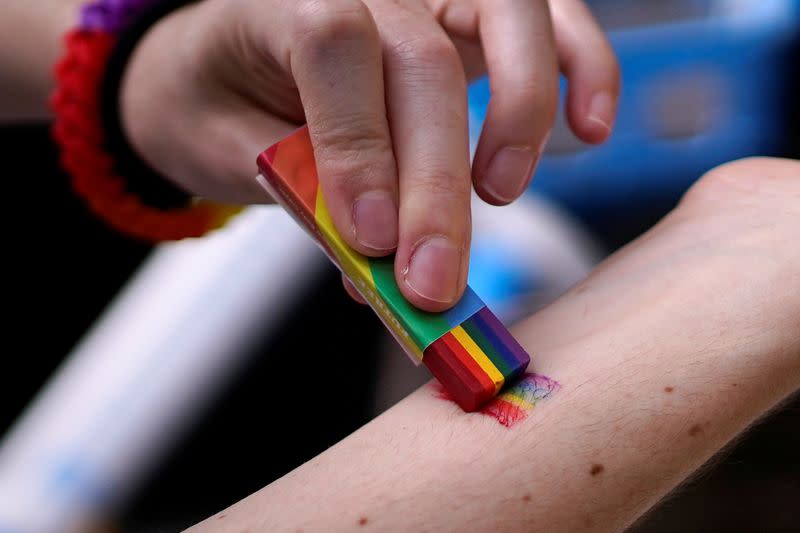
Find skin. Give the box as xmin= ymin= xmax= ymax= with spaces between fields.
xmin=188 ymin=158 xmax=800 ymax=532
xmin=0 ymin=1 xmax=85 ymax=121
xmin=0 ymin=0 xmax=620 ymax=312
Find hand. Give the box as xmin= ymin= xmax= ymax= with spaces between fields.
xmin=121 ymin=0 xmax=619 ymax=311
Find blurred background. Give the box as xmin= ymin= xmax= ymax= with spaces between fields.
xmin=2 ymin=0 xmax=799 ymax=531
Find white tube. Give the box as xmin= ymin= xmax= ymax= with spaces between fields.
xmin=0 ymin=206 xmax=324 ymax=533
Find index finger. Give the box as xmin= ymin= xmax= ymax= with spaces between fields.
xmin=369 ymin=2 xmax=473 ymax=312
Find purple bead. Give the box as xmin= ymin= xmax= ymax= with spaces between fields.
xmin=78 ymin=0 xmax=161 ymax=32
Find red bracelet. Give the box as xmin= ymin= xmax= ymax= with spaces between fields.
xmin=51 ymin=0 xmax=241 ymax=241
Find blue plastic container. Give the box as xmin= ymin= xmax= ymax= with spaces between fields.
xmin=468 ymin=0 xmax=800 ymax=218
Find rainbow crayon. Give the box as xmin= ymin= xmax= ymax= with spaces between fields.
xmin=257 ymin=127 xmax=530 ymax=411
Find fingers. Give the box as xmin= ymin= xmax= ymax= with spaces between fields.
xmin=287 ymin=0 xmax=400 ymax=256
xmin=550 ymin=0 xmax=620 ymax=144
xmin=236 ymin=0 xmax=610 ymax=313
xmin=471 ymin=0 xmax=560 ymax=206
xmin=365 ymin=0 xmax=473 ymax=311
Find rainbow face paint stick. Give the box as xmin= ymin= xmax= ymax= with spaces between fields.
xmin=257 ymin=127 xmax=530 ymax=411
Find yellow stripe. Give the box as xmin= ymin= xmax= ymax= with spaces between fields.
xmin=451 ymin=326 xmax=504 ymax=393
xmin=315 ymin=187 xmax=375 ymax=287
xmin=500 ymin=393 xmax=534 ymax=410
xmin=314 ymin=186 xmax=423 ymax=361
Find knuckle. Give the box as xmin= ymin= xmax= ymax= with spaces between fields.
xmin=526 ymin=76 xmax=559 ymax=108
xmin=292 ymin=0 xmax=375 ymax=49
xmin=408 ymin=168 xmax=470 ymax=199
xmin=499 ymin=75 xmax=559 ymax=127
xmin=521 ymin=88 xmax=559 ymax=129
xmin=391 ymin=34 xmax=461 ymax=71
xmin=316 ymin=122 xmax=393 ymax=161
xmin=315 ymin=127 xmax=395 ymax=193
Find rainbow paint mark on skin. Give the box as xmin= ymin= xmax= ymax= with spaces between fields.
xmin=436 ymin=373 xmax=560 ymax=428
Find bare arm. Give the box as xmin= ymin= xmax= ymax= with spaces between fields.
xmin=190 ymin=157 xmax=800 ymax=532
xmin=0 ymin=1 xmax=87 ymax=121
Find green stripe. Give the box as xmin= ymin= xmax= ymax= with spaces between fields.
xmin=462 ymin=317 xmax=513 ymax=377
xmin=369 ymin=257 xmax=451 ymax=350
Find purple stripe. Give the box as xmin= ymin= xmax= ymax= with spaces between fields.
xmin=79 ymin=0 xmax=160 ymax=32
xmin=469 ymin=312 xmax=527 ymax=378
xmin=477 ymin=307 xmax=530 ymax=369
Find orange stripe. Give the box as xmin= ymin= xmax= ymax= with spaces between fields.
xmin=269 ymin=127 xmax=319 ymax=212
xmin=441 ymin=332 xmax=496 ymax=397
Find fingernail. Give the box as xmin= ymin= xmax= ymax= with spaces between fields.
xmin=482 ymin=146 xmax=537 ymax=204
xmin=352 ymin=192 xmax=398 ymax=252
xmin=588 ymin=91 xmax=615 ymax=133
xmin=403 ymin=236 xmax=461 ymax=304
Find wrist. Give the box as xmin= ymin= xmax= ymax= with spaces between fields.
xmin=119 ymin=0 xmax=279 ymax=203
xmin=119 ymin=2 xmax=202 ymax=194
xmin=0 ymin=1 xmax=89 ymax=121
xmin=52 ymin=0 xmax=242 ymax=240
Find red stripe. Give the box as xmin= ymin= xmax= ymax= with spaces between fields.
xmin=481 ymin=399 xmax=527 ymax=428
xmin=424 ymin=334 xmax=495 ymax=412
xmin=267 ymin=127 xmax=319 ymax=211
xmin=260 ymin=143 xmax=278 ymax=165
xmin=441 ymin=332 xmax=496 ymax=393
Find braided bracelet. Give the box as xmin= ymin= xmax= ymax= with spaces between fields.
xmin=52 ymin=0 xmax=241 ymax=241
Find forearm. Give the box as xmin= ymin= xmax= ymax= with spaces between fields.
xmin=190 ymin=159 xmax=800 ymax=532
xmin=0 ymin=1 xmax=86 ymax=121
